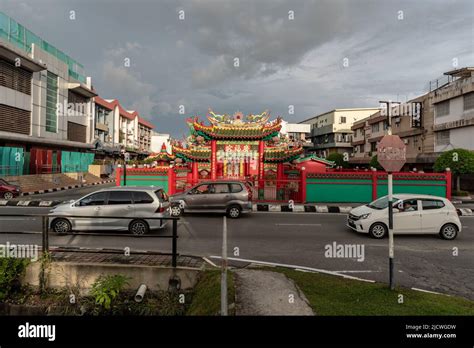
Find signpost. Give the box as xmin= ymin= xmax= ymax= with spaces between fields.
xmin=378 ymin=101 xmax=407 ymax=290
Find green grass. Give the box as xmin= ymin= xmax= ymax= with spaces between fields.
xmin=275 ymin=268 xmax=474 ymax=316
xmin=187 ymin=270 xmax=235 ymax=316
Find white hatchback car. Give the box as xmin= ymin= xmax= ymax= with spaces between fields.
xmin=347 ymin=194 xmax=462 ymax=240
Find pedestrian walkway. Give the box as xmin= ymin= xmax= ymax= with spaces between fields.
xmin=50 ymin=250 xmax=204 ymax=269
xmin=234 ymin=269 xmax=314 ymax=315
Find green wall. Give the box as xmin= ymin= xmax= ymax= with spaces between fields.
xmin=119 ymin=174 xmax=168 ymax=193
xmin=0 ymin=146 xmax=24 ymax=176
xmin=61 ymin=151 xmax=94 ymax=173
xmin=306 ymin=176 xmax=447 ymax=203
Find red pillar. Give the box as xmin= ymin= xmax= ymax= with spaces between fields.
xmin=167 ymin=166 xmax=175 ymax=195
xmin=211 ymin=140 xmax=217 ymax=180
xmin=371 ymin=169 xmax=378 ymax=201
xmin=116 ymin=167 xmax=121 ymax=186
xmin=446 ymin=169 xmax=452 ymax=200
xmin=192 ymin=161 xmax=199 ymax=185
xmin=258 ymin=140 xmax=264 ymax=185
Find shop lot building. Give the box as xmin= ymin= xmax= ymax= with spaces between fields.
xmin=349 ymin=67 xmax=474 ymax=171
xmin=0 ymin=11 xmax=96 ymax=175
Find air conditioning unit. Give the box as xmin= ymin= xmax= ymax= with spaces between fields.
xmin=403 ymin=139 xmax=409 ymax=144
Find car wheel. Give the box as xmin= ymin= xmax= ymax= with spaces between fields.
xmin=170 ymin=205 xmax=182 ymax=217
xmin=369 ymin=222 xmax=387 ymax=239
xmin=129 ymin=219 xmax=149 ymax=236
xmin=3 ymin=192 xmax=13 ymax=200
xmin=227 ymin=205 xmax=241 ymax=219
xmin=440 ymin=223 xmax=458 ymax=240
xmin=51 ymin=218 xmax=72 ymax=234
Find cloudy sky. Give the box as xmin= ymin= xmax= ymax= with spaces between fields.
xmin=1 ymin=0 xmax=473 ymax=137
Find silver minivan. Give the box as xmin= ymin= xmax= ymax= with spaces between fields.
xmin=169 ymin=181 xmax=252 ymax=218
xmin=49 ymin=187 xmax=170 ymax=235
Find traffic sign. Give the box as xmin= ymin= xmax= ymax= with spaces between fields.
xmin=377 ymin=135 xmax=406 ymax=172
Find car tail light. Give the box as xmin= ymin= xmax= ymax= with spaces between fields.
xmin=156 ymin=205 xmax=166 ymax=213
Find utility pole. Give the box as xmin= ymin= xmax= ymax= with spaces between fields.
xmin=378 ymin=100 xmax=404 ymax=291
xmin=221 ymin=216 xmax=228 ymax=315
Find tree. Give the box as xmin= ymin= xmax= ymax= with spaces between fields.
xmin=370 ymin=155 xmax=383 ymax=170
xmin=326 ymin=153 xmax=350 ymax=168
xmin=434 ymin=148 xmax=474 ymax=192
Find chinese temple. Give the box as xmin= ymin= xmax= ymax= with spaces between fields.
xmin=170 ymin=110 xmax=305 ymax=183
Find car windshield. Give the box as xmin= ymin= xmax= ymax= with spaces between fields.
xmin=367 ymin=196 xmax=400 ymax=210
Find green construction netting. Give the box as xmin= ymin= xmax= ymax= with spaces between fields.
xmin=61 ymin=151 xmax=94 ymax=173
xmin=0 ymin=146 xmax=24 ymax=176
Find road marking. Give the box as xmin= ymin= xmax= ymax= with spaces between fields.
xmin=209 ymin=256 xmax=375 ymax=283
xmin=411 ymin=287 xmax=451 ymax=296
xmin=202 ymin=257 xmax=219 ymax=268
xmin=275 ymin=223 xmax=322 ymax=226
xmin=334 ymin=270 xmax=381 ymax=273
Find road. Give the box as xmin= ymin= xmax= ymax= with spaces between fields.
xmin=0 ymin=191 xmax=473 ymax=300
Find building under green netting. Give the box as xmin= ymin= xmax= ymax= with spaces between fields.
xmin=0 ymin=146 xmax=25 ymax=176
xmin=61 ymin=151 xmax=95 ymax=173
xmin=0 ymin=11 xmax=86 ymax=83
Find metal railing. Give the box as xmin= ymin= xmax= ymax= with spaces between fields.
xmin=0 ymin=213 xmax=180 ymax=267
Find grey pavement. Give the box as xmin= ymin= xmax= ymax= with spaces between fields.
xmin=234 ymin=269 xmax=314 ymax=315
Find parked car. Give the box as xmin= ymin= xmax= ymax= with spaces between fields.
xmin=347 ymin=194 xmax=462 ymax=240
xmin=49 ymin=186 xmax=170 ymax=235
xmin=0 ymin=178 xmax=21 ymax=200
xmin=169 ymin=181 xmax=252 ymax=218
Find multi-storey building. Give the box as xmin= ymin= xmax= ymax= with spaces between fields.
xmin=0 ymin=11 xmax=97 ymax=174
xmin=300 ymin=108 xmax=380 ymax=158
xmin=93 ymin=97 xmax=155 ymax=159
xmin=432 ymin=68 xmax=474 ymax=152
xmin=280 ymin=121 xmax=312 ymax=154
xmin=350 ymin=67 xmax=474 ymax=171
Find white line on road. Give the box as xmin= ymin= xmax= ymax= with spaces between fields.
xmin=209 ymin=255 xmax=376 ymax=283
xmin=334 ymin=270 xmax=381 ymax=273
xmin=202 ymin=257 xmax=219 ymax=268
xmin=275 ymin=223 xmax=322 ymax=226
xmin=411 ymin=287 xmax=451 ymax=296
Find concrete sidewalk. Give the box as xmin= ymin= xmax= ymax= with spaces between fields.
xmin=234 ymin=269 xmax=314 ymax=315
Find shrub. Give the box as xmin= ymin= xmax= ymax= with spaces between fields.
xmin=90 ymin=274 xmax=129 ymax=310
xmin=0 ymin=258 xmax=30 ymax=300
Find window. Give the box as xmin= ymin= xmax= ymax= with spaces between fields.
xmin=435 ymin=100 xmax=450 ymax=117
xmin=464 ymin=92 xmax=474 ymax=111
xmin=155 ymin=189 xmax=169 ymax=202
xmin=383 ymin=121 xmax=388 ymax=130
xmin=107 ymin=191 xmax=133 ymax=205
xmin=214 ymin=184 xmax=230 ymax=194
xmin=396 ymin=199 xmax=418 ymax=212
xmin=436 ymin=130 xmax=450 ymax=146
xmin=46 ymin=72 xmax=58 ymax=132
xmin=368 ymin=196 xmax=401 ymax=210
xmin=192 ymin=184 xmax=213 ymax=194
xmin=340 ymin=116 xmax=346 ymax=124
xmin=132 ymin=191 xmax=154 ymax=204
xmin=370 ymin=142 xmax=377 ymax=152
xmin=421 ymin=199 xmax=445 ymax=210
xmin=79 ymin=192 xmax=106 ymax=206
xmin=372 ymin=123 xmax=379 ymax=132
xmin=230 ymin=183 xmax=243 ymax=193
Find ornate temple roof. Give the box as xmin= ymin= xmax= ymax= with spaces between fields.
xmin=187 ymin=110 xmax=282 ymax=140
xmin=146 ymin=143 xmax=175 ymax=162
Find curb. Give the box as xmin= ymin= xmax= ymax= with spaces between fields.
xmin=20 ymin=179 xmax=115 ymax=197
xmin=253 ymin=203 xmax=354 ymax=213
xmin=456 ymin=208 xmax=474 ymax=216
